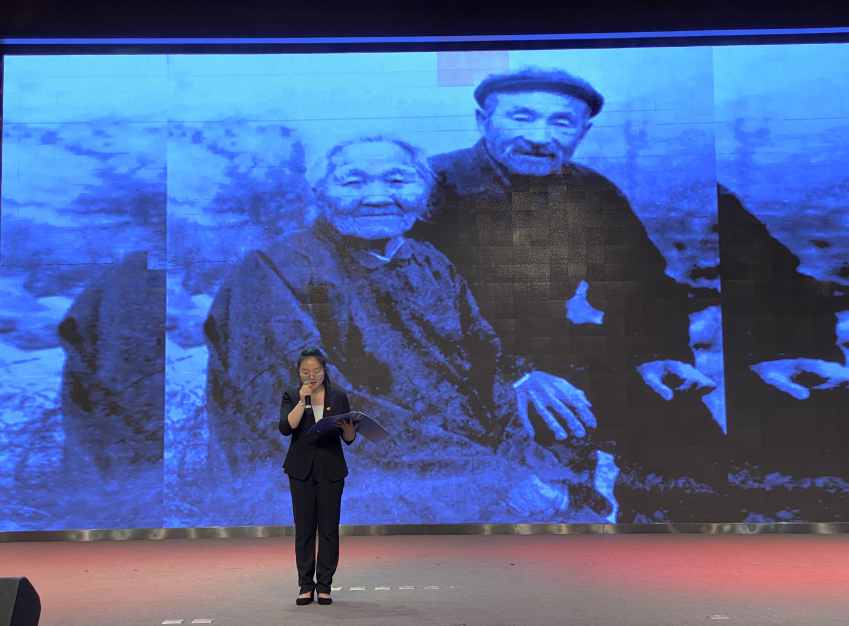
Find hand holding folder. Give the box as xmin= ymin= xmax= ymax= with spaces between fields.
xmin=305 ymin=411 xmax=390 ymax=444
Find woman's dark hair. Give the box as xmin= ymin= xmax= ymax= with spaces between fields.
xmin=296 ymin=347 xmax=332 ymax=388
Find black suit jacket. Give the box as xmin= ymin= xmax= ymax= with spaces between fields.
xmin=278 ymin=385 xmax=354 ymax=481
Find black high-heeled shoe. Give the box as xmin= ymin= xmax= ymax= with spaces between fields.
xmin=317 ymin=594 xmax=332 ymax=605
xmin=296 ymin=591 xmax=314 ymax=606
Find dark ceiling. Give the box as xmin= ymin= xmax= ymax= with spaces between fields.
xmin=1 ymin=0 xmax=848 ymax=39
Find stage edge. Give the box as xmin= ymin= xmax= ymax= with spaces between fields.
xmin=1 ymin=522 xmax=848 ymax=543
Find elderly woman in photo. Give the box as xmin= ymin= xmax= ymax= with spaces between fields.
xmin=203 ymin=136 xmax=610 ymax=523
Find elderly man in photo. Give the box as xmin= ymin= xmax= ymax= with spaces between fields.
xmin=410 ymin=68 xmax=725 ymax=521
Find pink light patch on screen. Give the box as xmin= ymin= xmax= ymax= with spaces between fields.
xmin=436 ymin=51 xmax=510 ymax=87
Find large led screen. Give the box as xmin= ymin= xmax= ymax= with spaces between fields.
xmin=1 ymin=45 xmax=847 ymax=530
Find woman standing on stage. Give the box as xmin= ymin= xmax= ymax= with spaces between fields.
xmin=279 ymin=347 xmax=358 ymax=606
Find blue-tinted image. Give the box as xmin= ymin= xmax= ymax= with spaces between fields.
xmin=163 ymin=49 xmax=722 ymax=526
xmin=714 ymin=45 xmax=849 ymax=521
xmin=0 ymin=44 xmax=846 ymax=530
xmin=0 ymin=56 xmax=167 ymax=530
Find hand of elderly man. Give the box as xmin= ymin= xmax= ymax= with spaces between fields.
xmin=513 ymin=371 xmax=597 ymax=441
xmin=637 ymin=360 xmax=717 ymax=401
xmin=750 ymin=358 xmax=849 ymax=400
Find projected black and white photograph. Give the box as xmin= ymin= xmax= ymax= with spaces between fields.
xmin=165 ymin=47 xmax=722 ymax=527
xmin=714 ymin=44 xmax=849 ymax=522
xmin=0 ymin=56 xmax=167 ymax=530
xmin=1 ymin=44 xmax=847 ymax=531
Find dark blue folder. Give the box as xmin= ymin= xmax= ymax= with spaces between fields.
xmin=304 ymin=411 xmax=390 ymax=444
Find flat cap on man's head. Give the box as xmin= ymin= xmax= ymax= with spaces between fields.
xmin=474 ymin=68 xmax=604 ymax=117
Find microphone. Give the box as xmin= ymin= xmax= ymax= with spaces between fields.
xmin=304 ymin=380 xmax=314 ymax=410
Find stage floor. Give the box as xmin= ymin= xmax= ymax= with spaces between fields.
xmin=2 ymin=534 xmax=848 ymax=626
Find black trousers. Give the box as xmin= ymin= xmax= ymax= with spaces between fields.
xmin=288 ymin=465 xmax=345 ymax=594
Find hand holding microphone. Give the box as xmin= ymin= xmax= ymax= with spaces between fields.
xmin=299 ymin=380 xmax=315 ymax=408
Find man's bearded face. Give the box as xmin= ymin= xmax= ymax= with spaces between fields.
xmin=478 ymin=91 xmax=592 ymax=176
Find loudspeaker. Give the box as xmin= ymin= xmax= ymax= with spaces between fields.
xmin=0 ymin=578 xmax=40 ymax=626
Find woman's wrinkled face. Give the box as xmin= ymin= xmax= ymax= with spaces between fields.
xmin=299 ymin=357 xmax=325 ymax=387
xmin=321 ymin=141 xmax=430 ymax=240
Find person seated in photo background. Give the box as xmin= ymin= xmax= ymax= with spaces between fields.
xmin=57 ymin=250 xmax=166 ymax=528
xmin=717 ymin=185 xmax=849 ymax=521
